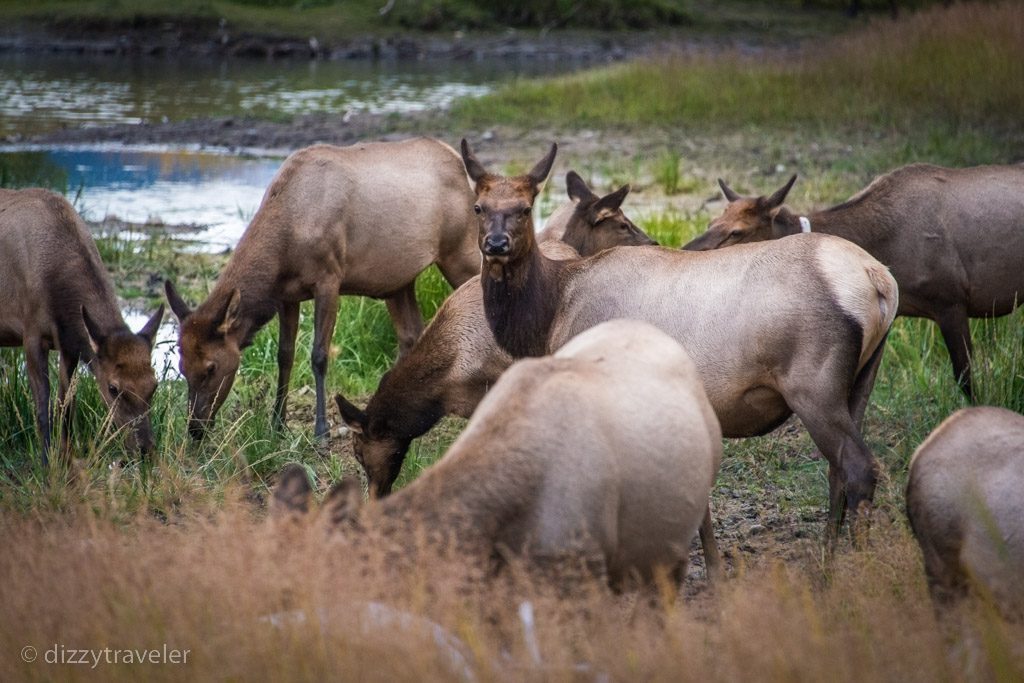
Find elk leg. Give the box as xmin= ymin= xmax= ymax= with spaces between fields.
xmin=849 ymin=331 xmax=888 ymax=431
xmin=935 ymin=308 xmax=974 ymax=400
xmin=311 ymin=286 xmax=340 ymax=441
xmin=698 ymin=503 xmax=724 ymax=584
xmin=788 ymin=391 xmax=878 ymax=543
xmin=274 ymin=300 xmax=300 ymax=429
xmin=437 ymin=250 xmax=481 ymax=289
xmin=24 ymin=338 xmax=52 ymax=466
xmin=384 ymin=282 xmax=425 ymax=358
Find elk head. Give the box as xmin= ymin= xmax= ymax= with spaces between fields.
xmin=562 ymin=170 xmax=656 ymax=253
xmin=335 ymin=393 xmax=411 ymax=499
xmin=460 ymin=139 xmax=557 ymax=268
xmin=683 ymin=174 xmax=798 ymax=251
xmin=82 ymin=304 xmax=164 ymax=455
xmin=165 ymin=280 xmax=243 ymax=440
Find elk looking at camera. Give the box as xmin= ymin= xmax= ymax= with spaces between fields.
xmin=685 ymin=165 xmax=1024 ymax=399
xmin=315 ymin=321 xmax=722 ymax=586
xmin=463 ymin=140 xmax=898 ymax=537
xmin=0 ymin=188 xmax=164 ymax=463
xmin=164 ymin=138 xmax=482 ymax=441
xmin=336 ymin=172 xmax=655 ymax=498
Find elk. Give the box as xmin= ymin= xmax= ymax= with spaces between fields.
xmin=906 ymin=406 xmax=1024 ymax=618
xmin=335 ymin=172 xmax=655 ymax=498
xmin=684 ymin=165 xmax=1024 ymax=399
xmin=0 ymin=188 xmax=164 ymax=463
xmin=163 ymin=138 xmax=482 ymax=440
xmin=463 ymin=140 xmax=898 ymax=536
xmin=317 ymin=321 xmax=722 ymax=587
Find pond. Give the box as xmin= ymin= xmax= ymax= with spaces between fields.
xmin=0 ymin=51 xmax=569 ymax=137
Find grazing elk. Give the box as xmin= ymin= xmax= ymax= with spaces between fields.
xmin=685 ymin=165 xmax=1024 ymax=399
xmin=463 ymin=140 xmax=898 ymax=536
xmin=906 ymin=407 xmax=1024 ymax=618
xmin=0 ymin=188 xmax=164 ymax=463
xmin=336 ymin=172 xmax=655 ymax=497
xmin=320 ymin=321 xmax=722 ymax=586
xmin=164 ymin=138 xmax=482 ymax=440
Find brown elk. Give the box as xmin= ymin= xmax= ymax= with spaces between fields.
xmin=684 ymin=165 xmax=1024 ymax=399
xmin=463 ymin=140 xmax=898 ymax=536
xmin=318 ymin=320 xmax=722 ymax=587
xmin=163 ymin=138 xmax=482 ymax=440
xmin=906 ymin=406 xmax=1024 ymax=618
xmin=0 ymin=188 xmax=164 ymax=463
xmin=335 ymin=172 xmax=655 ymax=498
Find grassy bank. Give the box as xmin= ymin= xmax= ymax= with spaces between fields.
xmin=454 ymin=2 xmax=1024 ymax=133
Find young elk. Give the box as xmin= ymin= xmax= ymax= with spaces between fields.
xmin=907 ymin=407 xmax=1024 ymax=618
xmin=336 ymin=173 xmax=655 ymax=497
xmin=164 ymin=138 xmax=482 ymax=441
xmin=306 ymin=321 xmax=723 ymax=587
xmin=685 ymin=165 xmax=1024 ymax=399
xmin=0 ymin=188 xmax=164 ymax=463
xmin=463 ymin=140 xmax=898 ymax=538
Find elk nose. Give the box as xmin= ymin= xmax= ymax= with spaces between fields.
xmin=483 ymin=233 xmax=511 ymax=256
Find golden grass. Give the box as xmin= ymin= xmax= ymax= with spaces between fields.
xmin=1 ymin=501 xmax=1021 ymax=682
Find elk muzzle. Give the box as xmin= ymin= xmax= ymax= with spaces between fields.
xmin=482 ymin=233 xmax=511 ymax=256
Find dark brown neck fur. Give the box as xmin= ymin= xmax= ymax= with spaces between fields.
xmin=482 ymin=247 xmax=566 ymax=358
xmin=365 ymin=349 xmax=450 ymax=442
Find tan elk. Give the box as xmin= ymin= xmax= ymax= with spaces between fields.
xmin=336 ymin=172 xmax=655 ymax=497
xmin=0 ymin=188 xmax=164 ymax=463
xmin=463 ymin=140 xmax=898 ymax=536
xmin=684 ymin=165 xmax=1024 ymax=399
xmin=164 ymin=138 xmax=482 ymax=440
xmin=906 ymin=406 xmax=1024 ymax=618
xmin=322 ymin=320 xmax=721 ymax=586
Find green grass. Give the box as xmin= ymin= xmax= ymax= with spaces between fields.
xmin=2 ymin=0 xmax=1022 ymax=534
xmin=453 ymin=1 xmax=1024 ymax=133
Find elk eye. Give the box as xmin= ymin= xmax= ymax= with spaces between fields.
xmin=473 ymin=204 xmax=482 ymax=215
xmin=204 ymin=362 xmax=216 ymax=378
xmin=730 ymin=229 xmax=743 ymax=238
xmin=108 ymin=384 xmax=120 ymax=398
xmin=521 ymin=206 xmax=532 ymax=217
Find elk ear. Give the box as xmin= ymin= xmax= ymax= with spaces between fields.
xmin=136 ymin=304 xmax=164 ymax=349
xmin=566 ymin=170 xmax=598 ymax=205
xmin=593 ymin=183 xmax=630 ymax=215
xmin=81 ymin=305 xmax=105 ymax=353
xmin=460 ymin=138 xmax=488 ymax=186
xmin=164 ymin=280 xmax=193 ymax=322
xmin=271 ymin=463 xmax=313 ymax=516
xmin=526 ymin=142 xmax=558 ymax=189
xmin=718 ymin=178 xmax=740 ymax=202
xmin=335 ymin=393 xmax=368 ymax=435
xmin=764 ymin=174 xmax=797 ymax=209
xmin=216 ymin=289 xmax=242 ymax=336
xmin=322 ymin=477 xmax=363 ymax=527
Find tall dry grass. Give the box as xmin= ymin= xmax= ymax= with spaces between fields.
xmin=1 ymin=500 xmax=1021 ymax=682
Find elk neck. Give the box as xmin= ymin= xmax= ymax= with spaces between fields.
xmin=481 ymin=241 xmax=566 ymax=359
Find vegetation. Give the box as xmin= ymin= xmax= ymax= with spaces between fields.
xmin=454 ymin=1 xmax=1024 ymax=133
xmin=2 ymin=2 xmax=1023 ymax=679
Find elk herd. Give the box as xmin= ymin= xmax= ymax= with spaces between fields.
xmin=2 ymin=137 xmax=1023 ymax=617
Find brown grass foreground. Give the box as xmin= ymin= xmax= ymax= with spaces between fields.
xmin=1 ymin=496 xmax=1021 ymax=682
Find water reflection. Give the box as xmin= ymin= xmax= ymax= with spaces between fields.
xmin=0 ymin=52 xmax=563 ymax=137
xmin=1 ymin=146 xmax=283 ymax=250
